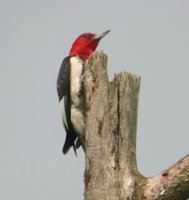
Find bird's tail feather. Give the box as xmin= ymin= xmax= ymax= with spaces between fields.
xmin=62 ymin=132 xmax=77 ymax=156
xmin=76 ymin=137 xmax=85 ymax=153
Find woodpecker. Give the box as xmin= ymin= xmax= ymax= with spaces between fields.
xmin=57 ymin=30 xmax=110 ymax=155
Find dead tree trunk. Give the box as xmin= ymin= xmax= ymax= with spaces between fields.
xmin=82 ymin=52 xmax=189 ymax=200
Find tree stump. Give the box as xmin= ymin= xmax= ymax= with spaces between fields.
xmin=82 ymin=52 xmax=189 ymax=200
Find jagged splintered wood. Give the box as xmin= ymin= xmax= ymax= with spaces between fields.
xmin=82 ymin=52 xmax=189 ymax=200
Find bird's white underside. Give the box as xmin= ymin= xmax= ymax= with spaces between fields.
xmin=70 ymin=56 xmax=83 ymax=107
xmin=60 ymin=56 xmax=85 ymax=137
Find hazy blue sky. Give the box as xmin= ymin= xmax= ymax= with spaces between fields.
xmin=1 ymin=0 xmax=189 ymax=199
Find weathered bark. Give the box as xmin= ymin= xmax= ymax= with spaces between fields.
xmin=82 ymin=52 xmax=189 ymax=200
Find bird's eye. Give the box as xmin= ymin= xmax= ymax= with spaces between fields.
xmin=82 ymin=34 xmax=89 ymax=38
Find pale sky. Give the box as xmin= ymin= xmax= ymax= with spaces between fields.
xmin=1 ymin=0 xmax=189 ymax=199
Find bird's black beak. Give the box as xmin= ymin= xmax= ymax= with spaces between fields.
xmin=92 ymin=30 xmax=111 ymax=41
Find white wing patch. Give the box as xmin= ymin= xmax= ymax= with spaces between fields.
xmin=60 ymin=96 xmax=68 ymax=129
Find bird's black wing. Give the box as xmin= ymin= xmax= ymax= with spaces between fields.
xmin=56 ymin=56 xmax=77 ymax=155
xmin=57 ymin=56 xmax=70 ymax=102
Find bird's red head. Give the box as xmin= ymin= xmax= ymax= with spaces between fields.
xmin=69 ymin=30 xmax=110 ymax=61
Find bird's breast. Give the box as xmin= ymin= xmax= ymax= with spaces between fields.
xmin=70 ymin=56 xmax=83 ymax=106
xmin=70 ymin=56 xmax=85 ymax=138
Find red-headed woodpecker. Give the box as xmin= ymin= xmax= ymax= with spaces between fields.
xmin=57 ymin=30 xmax=110 ymax=155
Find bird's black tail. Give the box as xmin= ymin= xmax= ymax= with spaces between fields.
xmin=62 ymin=131 xmax=77 ymax=156
xmin=76 ymin=137 xmax=85 ymax=153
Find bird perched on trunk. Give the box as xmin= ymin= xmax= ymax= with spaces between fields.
xmin=56 ymin=30 xmax=110 ymax=155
